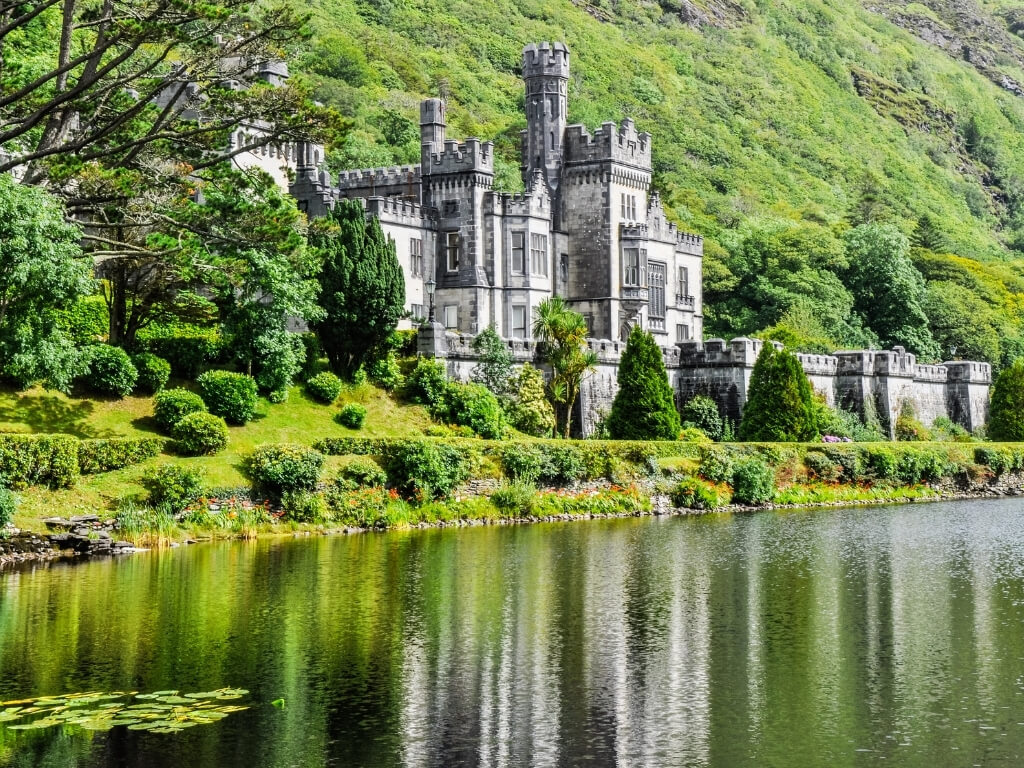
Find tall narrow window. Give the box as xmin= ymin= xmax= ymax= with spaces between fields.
xmin=443 ymin=305 xmax=458 ymax=329
xmin=678 ymin=265 xmax=689 ymax=298
xmin=530 ymin=233 xmax=548 ymax=276
xmin=648 ymin=262 xmax=666 ymax=330
xmin=623 ymin=248 xmax=641 ymax=286
xmin=676 ymin=324 xmax=690 ymax=342
xmin=410 ymin=238 xmax=423 ymax=277
xmin=446 ymin=232 xmax=460 ymax=272
xmin=511 ymin=231 xmax=525 ymax=274
xmin=512 ymin=305 xmax=527 ymax=339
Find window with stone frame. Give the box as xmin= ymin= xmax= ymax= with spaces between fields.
xmin=678 ymin=265 xmax=689 ymax=298
xmin=411 ymin=304 xmax=426 ymax=321
xmin=620 ymin=193 xmax=637 ymax=221
xmin=676 ymin=324 xmax=690 ymax=342
xmin=623 ymin=247 xmax=646 ymax=287
xmin=443 ymin=305 xmax=458 ymax=329
xmin=530 ymin=233 xmax=548 ymax=276
xmin=648 ymin=262 xmax=666 ymax=330
xmin=511 ymin=231 xmax=526 ymax=274
xmin=512 ymin=305 xmax=528 ymax=339
xmin=410 ymin=238 xmax=423 ymax=277
xmin=445 ymin=232 xmax=460 ymax=272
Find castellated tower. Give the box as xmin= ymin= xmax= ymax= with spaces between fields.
xmin=521 ymin=43 xmax=569 ymax=197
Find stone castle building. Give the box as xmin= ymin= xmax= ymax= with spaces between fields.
xmin=290 ymin=42 xmax=703 ymax=345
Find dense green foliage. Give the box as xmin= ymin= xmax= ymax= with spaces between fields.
xmin=153 ymin=389 xmax=208 ymax=434
xmin=434 ymin=382 xmax=505 ymax=439
xmin=988 ymin=359 xmax=1024 ymax=441
xmin=505 ymin=364 xmax=556 ymax=438
xmin=246 ymin=445 xmax=326 ymax=494
xmin=740 ymin=345 xmax=818 ymax=442
xmin=405 ymin=358 xmax=448 ymax=407
xmin=77 ymin=438 xmax=164 ymax=475
xmin=310 ymin=200 xmax=405 ymax=379
xmin=334 ymin=457 xmax=388 ymax=489
xmin=306 ymin=372 xmax=345 ymax=404
xmin=0 ymin=487 xmax=15 ymax=529
xmin=144 ymin=466 xmax=206 ymax=515
xmin=197 ymin=371 xmax=260 ymax=426
xmin=382 ymin=440 xmax=473 ymax=501
xmin=0 ymin=177 xmax=94 ymax=390
xmin=681 ymin=395 xmax=723 ymax=442
xmin=731 ymin=457 xmax=777 ymax=505
xmin=136 ymin=328 xmax=223 ymax=380
xmin=81 ymin=345 xmax=138 ymax=399
xmin=607 ymin=326 xmax=681 ymax=440
xmin=670 ymin=477 xmax=731 ymax=510
xmin=533 ymin=298 xmax=597 ymax=437
xmin=470 ymin=325 xmax=515 ymax=398
xmin=337 ymin=403 xmax=368 ymax=429
xmin=172 ymin=412 xmax=230 ymax=456
xmin=131 ymin=353 xmax=171 ymax=395
xmin=0 ymin=435 xmax=79 ymax=489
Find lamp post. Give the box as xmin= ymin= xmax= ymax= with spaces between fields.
xmin=425 ymin=277 xmax=436 ymax=323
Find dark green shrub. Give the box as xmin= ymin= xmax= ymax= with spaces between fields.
xmin=803 ymin=451 xmax=841 ymax=482
xmin=500 ymin=442 xmax=585 ymax=485
xmin=739 ymin=344 xmax=817 ymax=442
xmin=0 ymin=487 xmax=15 ymax=528
xmin=197 ymin=370 xmax=259 ymax=425
xmin=57 ymin=295 xmax=109 ymax=345
xmin=436 ymin=381 xmax=504 ymax=439
xmin=670 ymin=477 xmax=731 ymax=510
xmin=697 ymin=447 xmax=734 ymax=484
xmin=989 ymin=359 xmax=1024 ymax=441
xmin=246 ymin=444 xmax=325 ymax=494
xmin=491 ymin=481 xmax=537 ymax=515
xmin=731 ymin=457 xmax=776 ymax=505
xmin=974 ymin=446 xmax=1020 ymax=475
xmin=335 ymin=457 xmax=388 ymax=489
xmin=368 ymin=351 xmax=404 ymax=391
xmin=0 ymin=435 xmax=79 ymax=489
xmin=681 ymin=395 xmax=723 ymax=441
xmin=172 ymin=412 xmax=229 ymax=456
xmin=390 ymin=329 xmax=418 ymax=357
xmin=931 ymin=416 xmax=970 ymax=442
xmin=300 ymin=332 xmax=324 ymax=380
xmin=819 ymin=445 xmax=865 ymax=482
xmin=338 ymin=403 xmax=367 ymax=429
xmin=281 ymin=490 xmax=329 ymax=523
xmin=143 ymin=464 xmax=204 ymax=514
xmin=500 ymin=443 xmax=545 ymax=483
xmin=606 ymin=326 xmax=681 ymax=440
xmin=131 ymin=352 xmax=171 ymax=394
xmin=544 ymin=444 xmax=586 ymax=484
xmin=406 ymin=358 xmax=447 ymax=407
xmin=137 ymin=326 xmax=222 ymax=379
xmin=78 ymin=437 xmax=164 ymax=474
xmin=865 ymin=447 xmax=899 ymax=481
xmin=82 ymin=344 xmax=138 ymax=398
xmin=306 ymin=371 xmax=343 ymax=404
xmin=895 ymin=447 xmax=948 ymax=484
xmin=383 ymin=440 xmax=473 ymax=501
xmin=153 ymin=388 xmax=208 ymax=433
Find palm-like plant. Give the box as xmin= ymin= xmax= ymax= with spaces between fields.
xmin=532 ymin=297 xmax=598 ymax=438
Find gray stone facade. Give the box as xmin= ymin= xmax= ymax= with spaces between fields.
xmin=289 ymin=42 xmax=703 ymax=345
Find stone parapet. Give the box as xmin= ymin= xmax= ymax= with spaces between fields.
xmin=944 ymin=360 xmax=992 ymax=384
xmin=564 ymin=119 xmax=652 ymax=170
xmin=365 ymin=196 xmax=432 ymax=227
xmin=337 ymin=165 xmax=420 ymax=191
xmin=423 ymin=138 xmax=494 ymax=177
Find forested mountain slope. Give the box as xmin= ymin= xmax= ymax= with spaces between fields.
xmin=296 ymin=0 xmax=1024 ymax=366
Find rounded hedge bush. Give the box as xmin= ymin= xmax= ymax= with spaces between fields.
xmin=436 ymin=381 xmax=503 ymax=439
xmin=143 ymin=464 xmax=205 ymax=514
xmin=153 ymin=388 xmax=208 ymax=433
xmin=338 ymin=403 xmax=367 ymax=429
xmin=335 ymin=456 xmax=387 ymax=489
xmin=697 ymin=448 xmax=734 ymax=484
xmin=246 ymin=444 xmax=325 ymax=494
xmin=306 ymin=371 xmax=343 ymax=404
xmin=406 ymin=358 xmax=447 ymax=407
xmin=132 ymin=352 xmax=171 ymax=394
xmin=172 ymin=412 xmax=229 ymax=456
xmin=731 ymin=457 xmax=776 ymax=506
xmin=83 ymin=345 xmax=138 ymax=398
xmin=197 ymin=370 xmax=259 ymax=425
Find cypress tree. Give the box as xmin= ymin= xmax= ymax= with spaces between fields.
xmin=310 ymin=200 xmax=405 ymax=379
xmin=606 ymin=326 xmax=681 ymax=440
xmin=988 ymin=359 xmax=1024 ymax=441
xmin=739 ymin=343 xmax=818 ymax=442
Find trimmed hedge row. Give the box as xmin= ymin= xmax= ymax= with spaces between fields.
xmin=78 ymin=437 xmax=165 ymax=475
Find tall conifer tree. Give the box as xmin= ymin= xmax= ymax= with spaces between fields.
xmin=606 ymin=326 xmax=681 ymax=440
xmin=739 ymin=344 xmax=818 ymax=442
xmin=311 ymin=200 xmax=405 ymax=379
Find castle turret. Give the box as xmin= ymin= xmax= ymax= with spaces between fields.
xmin=420 ymin=98 xmax=447 ymax=165
xmin=521 ymin=42 xmax=569 ymax=194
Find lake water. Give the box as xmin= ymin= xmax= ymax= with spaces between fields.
xmin=3 ymin=500 xmax=1024 ymax=766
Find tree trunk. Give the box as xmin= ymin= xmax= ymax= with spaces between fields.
xmin=107 ymin=264 xmax=127 ymax=346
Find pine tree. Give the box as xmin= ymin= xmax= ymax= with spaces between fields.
xmin=606 ymin=326 xmax=681 ymax=440
xmin=310 ymin=200 xmax=405 ymax=379
xmin=988 ymin=359 xmax=1024 ymax=441
xmin=739 ymin=343 xmax=818 ymax=442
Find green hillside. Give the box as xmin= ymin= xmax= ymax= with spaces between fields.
xmin=296 ymin=0 xmax=1024 ymax=364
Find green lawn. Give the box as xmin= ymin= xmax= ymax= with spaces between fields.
xmin=6 ymin=381 xmax=433 ymax=528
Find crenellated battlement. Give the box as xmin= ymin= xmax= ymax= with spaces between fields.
xmin=336 ymin=165 xmax=420 ymax=191
xmin=944 ymin=360 xmax=992 ymax=384
xmin=522 ymin=42 xmax=570 ymax=81
xmin=364 ymin=196 xmax=432 ymax=227
xmin=564 ymin=118 xmax=652 ymax=170
xmin=423 ymin=138 xmax=494 ymax=177
xmin=621 ymin=224 xmax=649 ymax=240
